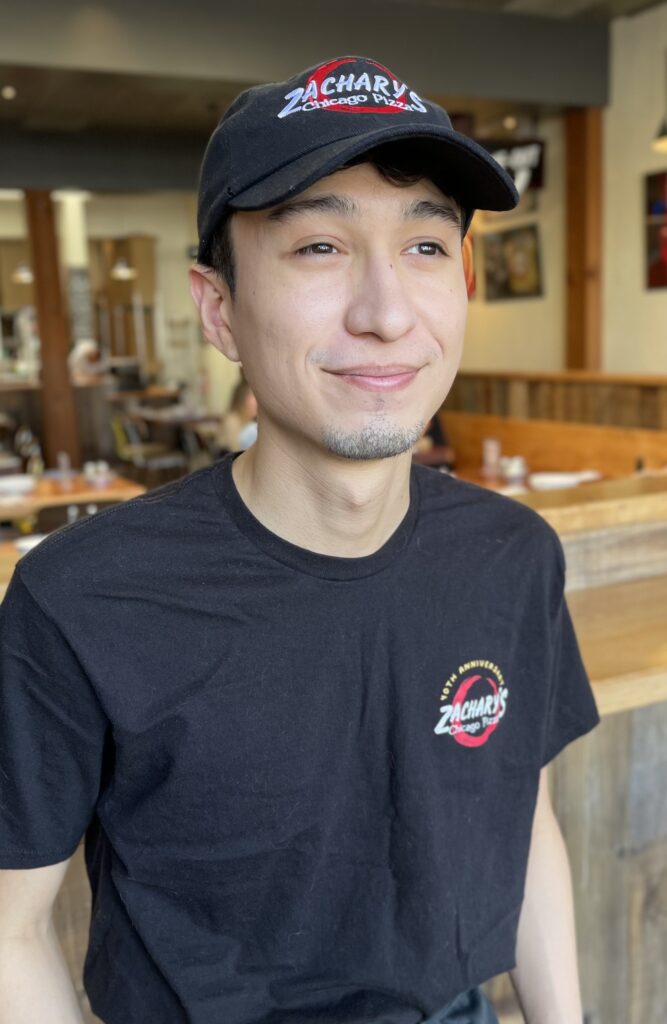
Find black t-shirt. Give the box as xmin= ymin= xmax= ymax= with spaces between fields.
xmin=0 ymin=456 xmax=599 ymax=1024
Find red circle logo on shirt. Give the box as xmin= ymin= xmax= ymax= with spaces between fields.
xmin=434 ymin=661 xmax=508 ymax=747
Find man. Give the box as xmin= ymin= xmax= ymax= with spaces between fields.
xmin=0 ymin=56 xmax=598 ymax=1024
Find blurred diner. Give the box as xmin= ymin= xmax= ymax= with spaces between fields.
xmin=215 ymin=378 xmax=258 ymax=454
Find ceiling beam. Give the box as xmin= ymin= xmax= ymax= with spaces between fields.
xmin=0 ymin=0 xmax=609 ymax=108
xmin=0 ymin=126 xmax=204 ymax=192
xmin=505 ymin=0 xmax=598 ymax=17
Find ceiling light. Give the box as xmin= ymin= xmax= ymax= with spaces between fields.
xmin=1 ymin=85 xmax=17 ymax=101
xmin=652 ymin=117 xmax=667 ymax=153
xmin=503 ymin=115 xmax=518 ymax=132
xmin=10 ymin=262 xmax=34 ymax=285
xmin=110 ymin=258 xmax=138 ymax=281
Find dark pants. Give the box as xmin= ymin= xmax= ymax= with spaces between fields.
xmin=423 ymin=988 xmax=499 ymax=1024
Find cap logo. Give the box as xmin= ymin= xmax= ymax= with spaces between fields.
xmin=277 ymin=57 xmax=428 ymax=120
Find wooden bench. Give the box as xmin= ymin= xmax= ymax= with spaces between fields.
xmin=438 ymin=410 xmax=667 ymax=477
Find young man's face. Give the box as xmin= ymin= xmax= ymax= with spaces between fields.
xmin=204 ymin=161 xmax=468 ymax=462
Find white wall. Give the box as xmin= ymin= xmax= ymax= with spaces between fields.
xmin=84 ymin=192 xmax=196 ymax=324
xmin=603 ymin=3 xmax=667 ymax=372
xmin=0 ymin=198 xmax=28 ymax=236
xmin=84 ymin=191 xmax=240 ymax=412
xmin=461 ymin=114 xmax=565 ymax=371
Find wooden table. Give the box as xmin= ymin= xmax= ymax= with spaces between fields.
xmin=130 ymin=407 xmax=220 ymax=429
xmin=0 ymin=473 xmax=145 ymax=521
xmin=106 ymin=385 xmax=180 ymax=404
xmin=516 ymin=471 xmax=667 ymax=533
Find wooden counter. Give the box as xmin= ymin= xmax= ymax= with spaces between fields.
xmin=510 ymin=468 xmax=667 ymax=1022
xmin=568 ymin=573 xmax=667 ymax=716
xmin=516 ymin=472 xmax=667 ymax=534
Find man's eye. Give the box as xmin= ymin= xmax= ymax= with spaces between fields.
xmin=407 ymin=242 xmax=447 ymax=256
xmin=295 ymin=242 xmax=337 ymax=255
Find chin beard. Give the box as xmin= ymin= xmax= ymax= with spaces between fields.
xmin=321 ymin=420 xmax=424 ymax=461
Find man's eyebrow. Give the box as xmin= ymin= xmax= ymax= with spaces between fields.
xmin=402 ymin=198 xmax=461 ymax=230
xmin=267 ymin=194 xmax=359 ymax=223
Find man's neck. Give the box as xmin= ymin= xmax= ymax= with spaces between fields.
xmin=231 ymin=432 xmax=413 ymax=558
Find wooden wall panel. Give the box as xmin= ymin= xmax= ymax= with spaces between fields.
xmin=565 ymin=108 xmax=602 ymax=371
xmin=445 ymin=373 xmax=667 ymax=430
xmin=561 ymin=521 xmax=667 ymax=591
xmin=552 ymin=703 xmax=667 ymax=1024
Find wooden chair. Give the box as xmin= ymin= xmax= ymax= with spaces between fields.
xmin=110 ymin=415 xmax=187 ymax=486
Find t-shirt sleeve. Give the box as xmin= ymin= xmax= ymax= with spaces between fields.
xmin=540 ymin=538 xmax=600 ymax=767
xmin=0 ymin=569 xmax=109 ymax=867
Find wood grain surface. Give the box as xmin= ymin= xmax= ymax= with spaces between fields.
xmin=440 ymin=411 xmax=667 ymax=479
xmin=0 ymin=473 xmax=144 ymax=520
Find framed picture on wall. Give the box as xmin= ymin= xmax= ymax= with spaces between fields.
xmin=482 ymin=224 xmax=543 ymax=301
xmin=646 ymin=171 xmax=667 ymax=289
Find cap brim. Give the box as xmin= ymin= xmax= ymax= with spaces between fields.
xmin=229 ymin=121 xmax=518 ymax=216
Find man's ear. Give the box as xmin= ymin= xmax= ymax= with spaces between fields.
xmin=462 ymin=235 xmax=475 ymax=299
xmin=189 ymin=264 xmax=240 ymax=362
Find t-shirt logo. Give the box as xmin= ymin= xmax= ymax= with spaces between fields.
xmin=277 ymin=56 xmax=429 ymax=119
xmin=434 ymin=660 xmax=508 ymax=748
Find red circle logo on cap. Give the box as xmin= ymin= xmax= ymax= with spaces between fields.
xmin=277 ymin=57 xmax=429 ymax=119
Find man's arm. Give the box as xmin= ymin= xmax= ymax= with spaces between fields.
xmin=0 ymin=858 xmax=85 ymax=1024
xmin=510 ymin=767 xmax=583 ymax=1024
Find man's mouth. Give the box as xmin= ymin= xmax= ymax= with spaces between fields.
xmin=326 ymin=364 xmax=420 ymax=393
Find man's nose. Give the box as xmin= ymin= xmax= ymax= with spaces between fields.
xmin=344 ymin=255 xmax=418 ymax=343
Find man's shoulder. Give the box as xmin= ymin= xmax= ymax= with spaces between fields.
xmin=16 ymin=463 xmax=226 ymax=603
xmin=413 ymin=464 xmax=561 ymax=556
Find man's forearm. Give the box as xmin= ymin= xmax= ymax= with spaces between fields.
xmin=0 ymin=921 xmax=85 ymax=1024
xmin=510 ymin=771 xmax=583 ymax=1024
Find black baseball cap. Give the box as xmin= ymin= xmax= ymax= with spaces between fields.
xmin=197 ymin=55 xmax=519 ymax=263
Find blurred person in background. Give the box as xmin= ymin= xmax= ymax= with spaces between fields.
xmin=67 ymin=338 xmax=107 ymax=379
xmin=0 ymin=56 xmax=598 ymax=1024
xmin=216 ymin=377 xmax=258 ymax=453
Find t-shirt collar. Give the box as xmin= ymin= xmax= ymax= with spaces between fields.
xmin=213 ymin=452 xmax=420 ymax=581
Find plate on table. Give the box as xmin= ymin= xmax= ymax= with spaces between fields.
xmin=0 ymin=453 xmax=21 ymax=473
xmin=528 ymin=470 xmax=601 ymax=491
xmin=0 ymin=474 xmax=36 ymax=496
xmin=85 ymin=470 xmax=117 ymax=488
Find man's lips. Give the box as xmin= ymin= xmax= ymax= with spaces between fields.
xmin=325 ymin=364 xmax=420 ymax=393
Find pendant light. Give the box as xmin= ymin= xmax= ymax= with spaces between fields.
xmin=110 ymin=257 xmax=138 ymax=281
xmin=10 ymin=262 xmax=34 ymax=285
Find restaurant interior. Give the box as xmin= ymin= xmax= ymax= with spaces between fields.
xmin=1 ymin=1 xmax=666 ymax=1021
